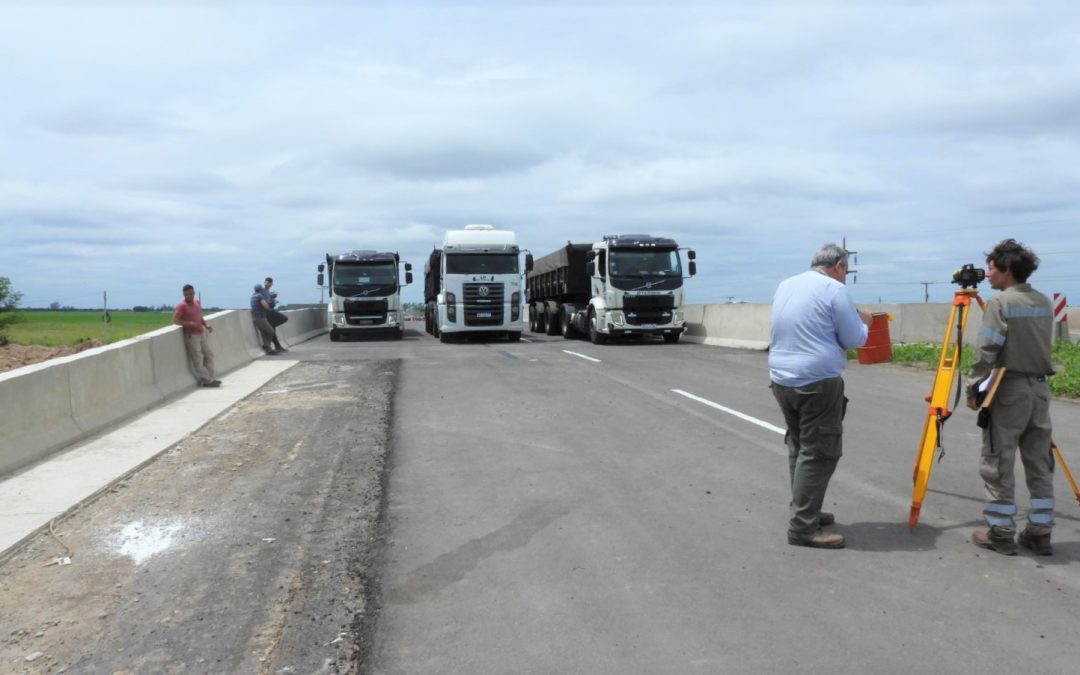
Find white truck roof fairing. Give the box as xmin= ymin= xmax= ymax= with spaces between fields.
xmin=442 ymin=224 xmax=519 ymax=253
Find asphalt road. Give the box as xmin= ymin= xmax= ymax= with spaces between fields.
xmin=369 ymin=325 xmax=1080 ymax=675
xmin=2 ymin=323 xmax=1079 ymax=674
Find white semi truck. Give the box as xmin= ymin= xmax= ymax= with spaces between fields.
xmin=423 ymin=224 xmax=527 ymax=343
xmin=318 ymin=251 xmax=413 ymax=341
xmin=526 ymin=234 xmax=696 ymax=344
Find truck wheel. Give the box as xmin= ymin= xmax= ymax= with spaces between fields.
xmin=439 ymin=332 xmax=451 ymax=343
xmin=588 ymin=309 xmax=606 ymax=345
xmin=508 ymin=332 xmax=521 ymax=342
xmin=562 ymin=311 xmax=578 ymax=339
xmin=663 ymin=332 xmax=680 ymax=344
xmin=535 ymin=310 xmax=546 ymax=334
xmin=330 ymin=330 xmax=340 ymax=342
xmin=432 ymin=322 xmax=440 ymax=338
xmin=546 ymin=307 xmax=561 ymax=336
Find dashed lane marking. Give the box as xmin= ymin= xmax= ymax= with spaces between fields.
xmin=562 ymin=350 xmax=601 ymax=363
xmin=671 ymin=389 xmax=785 ymax=435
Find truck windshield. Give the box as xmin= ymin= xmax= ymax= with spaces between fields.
xmin=608 ymin=250 xmax=682 ymax=277
xmin=333 ymin=262 xmax=398 ymax=295
xmin=444 ymin=253 xmax=519 ymax=275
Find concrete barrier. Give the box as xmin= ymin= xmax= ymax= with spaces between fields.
xmin=0 ymin=308 xmax=326 ymax=478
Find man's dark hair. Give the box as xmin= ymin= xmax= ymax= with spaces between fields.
xmin=265 ymin=277 xmax=273 ymax=284
xmin=986 ymin=239 xmax=1039 ymax=282
xmin=182 ymin=284 xmax=194 ymax=292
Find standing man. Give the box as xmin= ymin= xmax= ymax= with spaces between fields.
xmin=965 ymin=239 xmax=1055 ymax=556
xmin=251 ymin=284 xmax=278 ymax=355
xmin=769 ymin=244 xmax=871 ymax=549
xmin=262 ymin=277 xmax=287 ymax=353
xmin=174 ymin=284 xmax=220 ymax=388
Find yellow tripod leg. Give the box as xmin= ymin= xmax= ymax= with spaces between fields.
xmin=909 ymin=290 xmax=980 ymax=528
xmin=1051 ymin=438 xmax=1080 ymax=507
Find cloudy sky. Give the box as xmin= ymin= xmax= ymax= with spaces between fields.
xmin=2 ymin=1 xmax=1079 ymax=310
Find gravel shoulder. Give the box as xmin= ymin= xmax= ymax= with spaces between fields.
xmin=0 ymin=360 xmax=397 ymax=674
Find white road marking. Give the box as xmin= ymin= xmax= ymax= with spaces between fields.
xmin=671 ymin=389 xmax=785 ymax=435
xmin=562 ymin=350 xmax=601 ymax=363
xmin=520 ymin=337 xmax=534 ymax=343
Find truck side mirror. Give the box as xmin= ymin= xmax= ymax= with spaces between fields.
xmin=406 ymin=271 xmax=414 ymax=285
xmin=525 ymin=254 xmax=534 ymax=272
xmin=318 ymin=263 xmax=325 ymax=272
xmin=688 ymin=261 xmax=697 ymax=277
xmin=317 ymin=273 xmax=324 ymax=286
xmin=587 ymin=250 xmax=596 ymax=261
xmin=405 ymin=262 xmax=413 ymax=271
xmin=687 ymin=250 xmax=696 ymax=261
xmin=586 ymin=261 xmax=595 ymax=277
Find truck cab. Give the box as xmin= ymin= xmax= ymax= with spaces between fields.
xmin=424 ymin=224 xmax=524 ymax=342
xmin=318 ymin=250 xmax=412 ymax=341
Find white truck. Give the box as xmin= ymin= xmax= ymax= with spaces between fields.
xmin=423 ymin=224 xmax=526 ymax=343
xmin=318 ymin=250 xmax=413 ymax=341
xmin=526 ymin=234 xmax=696 ymax=344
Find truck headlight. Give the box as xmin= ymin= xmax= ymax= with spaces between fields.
xmin=673 ymin=310 xmax=684 ymax=325
xmin=511 ymin=292 xmax=520 ymax=321
xmin=334 ymin=314 xmax=346 ymax=326
xmin=446 ymin=292 xmax=456 ymax=323
xmin=609 ymin=310 xmax=625 ymax=327
xmin=387 ymin=311 xmax=398 ymax=326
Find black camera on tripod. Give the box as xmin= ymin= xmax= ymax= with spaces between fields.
xmin=952 ymin=263 xmax=985 ymax=289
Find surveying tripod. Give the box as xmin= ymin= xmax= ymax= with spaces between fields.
xmin=908 ymin=289 xmax=1080 ymax=528
xmin=908 ymin=289 xmax=982 ymax=529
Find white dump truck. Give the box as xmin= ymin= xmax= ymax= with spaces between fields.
xmin=526 ymin=235 xmax=696 ymax=344
xmin=318 ymin=250 xmax=413 ymax=340
xmin=423 ymin=224 xmax=526 ymax=342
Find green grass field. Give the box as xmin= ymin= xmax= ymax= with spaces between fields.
xmin=852 ymin=340 xmax=1080 ymax=398
xmin=3 ymin=311 xmax=176 ymax=347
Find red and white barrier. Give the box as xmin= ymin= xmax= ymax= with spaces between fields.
xmin=1053 ymin=293 xmax=1068 ymax=323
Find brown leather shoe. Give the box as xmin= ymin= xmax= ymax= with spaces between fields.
xmin=1018 ymin=529 xmax=1052 ymax=556
xmin=819 ymin=511 xmax=835 ymax=527
xmin=788 ymin=530 xmax=845 ymax=549
xmin=972 ymin=528 xmax=1018 ymax=556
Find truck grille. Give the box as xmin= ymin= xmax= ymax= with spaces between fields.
xmin=623 ymin=294 xmax=674 ymax=326
xmin=463 ymin=283 xmax=505 ymax=326
xmin=343 ymin=299 xmax=389 ymax=326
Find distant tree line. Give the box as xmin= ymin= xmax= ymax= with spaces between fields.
xmin=0 ymin=276 xmax=22 ymax=344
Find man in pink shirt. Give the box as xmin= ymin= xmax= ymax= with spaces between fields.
xmin=173 ymin=284 xmax=220 ymax=388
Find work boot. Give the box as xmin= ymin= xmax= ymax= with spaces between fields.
xmin=788 ymin=530 xmax=845 ymax=549
xmin=1018 ymin=529 xmax=1052 ymax=556
xmin=819 ymin=511 xmax=835 ymax=527
xmin=972 ymin=527 xmax=1017 ymax=556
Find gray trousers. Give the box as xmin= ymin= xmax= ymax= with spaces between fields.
xmin=253 ymin=316 xmax=275 ymax=352
xmin=980 ymin=375 xmax=1055 ymax=534
xmin=183 ymin=333 xmax=216 ymax=385
xmin=771 ymin=377 xmax=846 ymax=535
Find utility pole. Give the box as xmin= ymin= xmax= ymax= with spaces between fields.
xmin=920 ymin=281 xmax=931 ymax=303
xmin=842 ymin=237 xmax=857 ymax=284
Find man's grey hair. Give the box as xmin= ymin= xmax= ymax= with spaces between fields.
xmin=810 ymin=243 xmax=849 ymax=270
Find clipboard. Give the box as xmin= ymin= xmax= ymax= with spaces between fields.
xmin=975 ymin=367 xmax=1005 ymax=429
xmin=976 ymin=367 xmax=1006 ymax=408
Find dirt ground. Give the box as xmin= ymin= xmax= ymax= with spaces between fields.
xmin=0 ymin=360 xmax=396 ymax=674
xmin=0 ymin=342 xmax=102 ymax=374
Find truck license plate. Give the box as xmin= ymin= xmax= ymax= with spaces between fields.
xmin=478 ymin=311 xmax=492 ymax=318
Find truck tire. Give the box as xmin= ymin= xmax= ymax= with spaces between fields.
xmin=507 ymin=332 xmax=521 ymax=342
xmin=439 ymin=331 xmax=451 ymax=343
xmin=588 ymin=309 xmax=607 ymax=345
xmin=545 ymin=307 xmax=561 ymax=336
xmin=562 ymin=311 xmax=578 ymax=339
xmin=534 ymin=309 xmax=546 ymax=334
xmin=330 ymin=329 xmax=340 ymax=342
xmin=663 ymin=332 xmax=680 ymax=344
